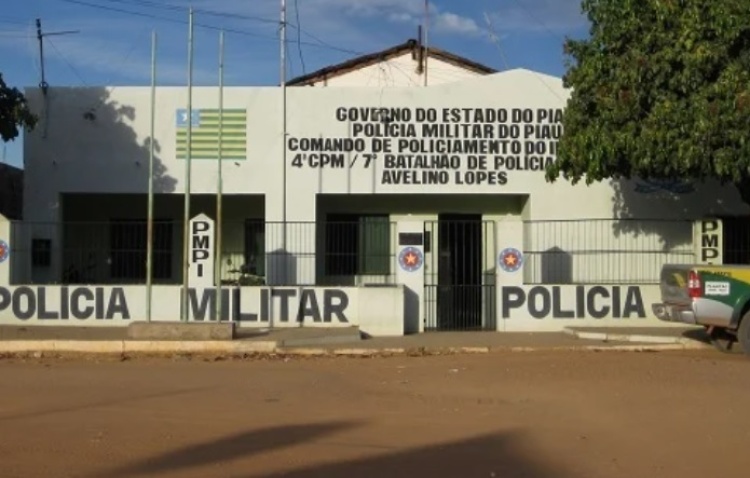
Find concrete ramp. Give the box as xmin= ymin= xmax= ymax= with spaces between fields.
xmin=239 ymin=326 xmax=362 ymax=347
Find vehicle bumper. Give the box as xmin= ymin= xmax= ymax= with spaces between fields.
xmin=651 ymin=303 xmax=697 ymax=325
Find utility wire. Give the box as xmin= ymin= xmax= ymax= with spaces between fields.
xmin=483 ymin=12 xmax=509 ymax=70
xmin=293 ymin=0 xmax=306 ymax=75
xmin=0 ymin=18 xmax=30 ymax=25
xmin=509 ymin=0 xmax=570 ymax=41
xmin=54 ymin=0 xmax=363 ymax=56
xmin=97 ymin=0 xmax=283 ymax=27
xmin=46 ymin=37 xmax=90 ymax=86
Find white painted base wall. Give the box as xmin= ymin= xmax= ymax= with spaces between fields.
xmin=0 ymin=284 xmax=407 ymax=337
xmin=0 ymin=283 xmax=681 ymax=334
xmin=498 ymin=284 xmax=680 ymax=331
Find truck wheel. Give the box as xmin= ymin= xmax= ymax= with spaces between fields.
xmin=738 ymin=313 xmax=750 ymax=357
xmin=709 ymin=327 xmax=738 ymax=354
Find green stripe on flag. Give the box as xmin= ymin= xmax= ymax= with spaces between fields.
xmin=175 ymin=108 xmax=247 ymax=160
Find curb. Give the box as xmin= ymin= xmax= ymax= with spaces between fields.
xmin=0 ymin=340 xmax=711 ymax=357
xmin=562 ymin=327 xmax=699 ymax=345
xmin=0 ymin=340 xmax=278 ymax=355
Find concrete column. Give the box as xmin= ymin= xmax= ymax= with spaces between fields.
xmin=395 ymin=219 xmax=425 ymax=334
xmin=495 ymin=217 xmax=524 ymax=332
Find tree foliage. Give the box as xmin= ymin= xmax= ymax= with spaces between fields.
xmin=545 ymin=0 xmax=750 ymax=199
xmin=0 ymin=72 xmax=37 ymax=142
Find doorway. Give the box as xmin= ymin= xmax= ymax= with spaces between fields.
xmin=425 ymin=214 xmax=494 ymax=331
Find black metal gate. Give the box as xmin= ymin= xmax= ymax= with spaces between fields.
xmin=424 ymin=215 xmax=496 ymax=331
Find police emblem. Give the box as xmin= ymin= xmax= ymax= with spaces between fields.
xmin=498 ymin=247 xmax=523 ymax=272
xmin=0 ymin=239 xmax=9 ymax=264
xmin=398 ymin=246 xmax=423 ymax=272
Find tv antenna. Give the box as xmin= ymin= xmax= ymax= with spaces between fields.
xmin=35 ymin=18 xmax=80 ymax=96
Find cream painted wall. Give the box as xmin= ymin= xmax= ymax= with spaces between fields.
xmin=25 ymin=69 xmax=748 ymax=222
xmin=22 ymin=68 xmax=750 ymax=288
xmin=303 ymin=53 xmax=485 ymax=87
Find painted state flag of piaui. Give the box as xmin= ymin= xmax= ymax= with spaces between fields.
xmin=175 ymin=108 xmax=246 ymax=160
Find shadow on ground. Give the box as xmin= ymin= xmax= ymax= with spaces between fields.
xmin=683 ymin=327 xmax=749 ymax=355
xmin=105 ymin=421 xmax=363 ymax=477
xmin=107 ymin=422 xmax=563 ymax=478
xmin=682 ymin=327 xmax=711 ymax=345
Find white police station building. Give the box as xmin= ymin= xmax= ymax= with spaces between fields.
xmin=0 ymin=39 xmax=746 ymax=335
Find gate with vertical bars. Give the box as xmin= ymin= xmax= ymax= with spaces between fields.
xmin=424 ymin=216 xmax=497 ymax=331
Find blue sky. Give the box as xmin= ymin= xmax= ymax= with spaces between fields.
xmin=0 ymin=0 xmax=589 ymax=167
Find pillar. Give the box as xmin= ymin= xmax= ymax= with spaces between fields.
xmin=495 ymin=217 xmax=524 ymax=331
xmin=396 ymin=219 xmax=425 ymax=334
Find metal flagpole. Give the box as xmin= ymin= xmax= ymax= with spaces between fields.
xmin=280 ymin=0 xmax=288 ymax=284
xmin=146 ymin=30 xmax=157 ymax=322
xmin=424 ymin=0 xmax=429 ymax=87
xmin=215 ymin=30 xmax=225 ymax=321
xmin=181 ymin=7 xmax=194 ymax=321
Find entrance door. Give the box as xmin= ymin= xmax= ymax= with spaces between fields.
xmin=425 ymin=214 xmax=493 ymax=331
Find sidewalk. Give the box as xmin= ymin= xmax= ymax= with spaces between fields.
xmin=0 ymin=325 xmax=711 ymax=357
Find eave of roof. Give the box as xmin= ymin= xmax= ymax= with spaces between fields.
xmin=287 ymin=38 xmax=496 ymax=86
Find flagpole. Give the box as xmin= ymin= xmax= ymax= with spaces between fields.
xmin=215 ymin=30 xmax=225 ymax=321
xmin=181 ymin=7 xmax=194 ymax=321
xmin=146 ymin=30 xmax=157 ymax=322
xmin=280 ymin=0 xmax=287 ymax=282
xmin=424 ymin=0 xmax=429 ymax=87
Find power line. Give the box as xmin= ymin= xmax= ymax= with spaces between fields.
xmin=508 ymin=0 xmax=568 ymax=41
xmin=97 ymin=0 xmax=283 ymax=27
xmin=0 ymin=18 xmax=31 ymax=25
xmin=293 ymin=0 xmax=306 ymax=75
xmin=483 ymin=12 xmax=509 ymax=70
xmin=53 ymin=0 xmax=364 ymax=56
xmin=46 ymin=37 xmax=89 ymax=86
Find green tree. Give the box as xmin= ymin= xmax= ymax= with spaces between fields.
xmin=0 ymin=72 xmax=37 ymax=142
xmin=545 ymin=0 xmax=750 ymax=202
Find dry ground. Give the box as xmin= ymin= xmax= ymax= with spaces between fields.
xmin=0 ymin=350 xmax=748 ymax=477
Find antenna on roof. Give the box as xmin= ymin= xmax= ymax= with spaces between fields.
xmin=35 ymin=18 xmax=79 ymax=96
xmin=35 ymin=18 xmax=79 ymax=139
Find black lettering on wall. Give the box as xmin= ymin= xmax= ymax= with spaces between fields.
xmin=501 ymin=287 xmax=525 ymax=319
xmin=298 ymin=289 xmax=322 ymax=323
xmin=527 ymin=287 xmax=551 ymax=319
xmin=0 ymin=287 xmax=10 ymax=312
xmin=188 ymin=288 xmax=215 ymax=321
xmin=587 ymin=286 xmax=610 ymax=319
xmin=300 ymin=106 xmax=565 ymax=187
xmin=499 ymin=285 xmax=649 ymax=320
xmin=272 ymin=289 xmax=295 ymax=323
xmin=552 ymin=287 xmax=574 ymax=319
xmin=37 ymin=287 xmax=58 ymax=320
xmin=12 ymin=287 xmax=35 ymax=321
xmin=622 ymin=287 xmax=645 ymax=318
xmin=71 ymin=288 xmax=95 ymax=319
xmin=324 ymin=290 xmax=349 ymax=323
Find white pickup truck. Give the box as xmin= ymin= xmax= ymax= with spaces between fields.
xmin=652 ymin=264 xmax=750 ymax=355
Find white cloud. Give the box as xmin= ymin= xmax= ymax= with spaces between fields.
xmin=300 ymin=0 xmax=482 ymax=37
xmin=433 ymin=12 xmax=480 ymax=35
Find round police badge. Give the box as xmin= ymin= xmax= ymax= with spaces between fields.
xmin=398 ymin=246 xmax=423 ymax=272
xmin=498 ymin=247 xmax=523 ymax=272
xmin=0 ymin=239 xmax=9 ymax=264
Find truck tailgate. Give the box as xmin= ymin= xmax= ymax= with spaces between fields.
xmin=659 ymin=264 xmax=693 ymax=305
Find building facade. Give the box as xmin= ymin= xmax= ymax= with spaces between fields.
xmin=1 ymin=41 xmax=747 ymax=334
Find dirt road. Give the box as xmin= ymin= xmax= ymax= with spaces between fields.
xmin=0 ymin=350 xmax=748 ymax=477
